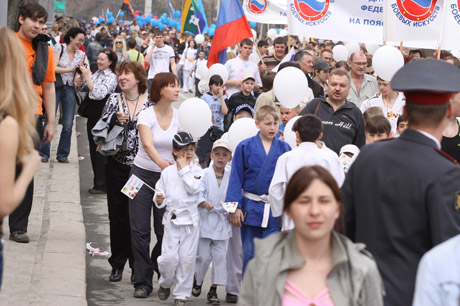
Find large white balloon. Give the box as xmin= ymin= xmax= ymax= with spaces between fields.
xmin=197 ymin=79 xmax=209 ymax=95
xmin=365 ymin=43 xmax=380 ymax=55
xmin=273 ymin=67 xmax=308 ymax=109
xmin=196 ymin=60 xmax=209 ymax=80
xmin=251 ymin=29 xmax=257 ymax=40
xmin=284 ymin=116 xmax=301 ymax=148
xmin=228 ymin=118 xmax=259 ymax=152
xmin=372 ymin=46 xmax=404 ymax=81
xmin=267 ymin=28 xmax=277 ymax=39
xmin=195 ymin=34 xmax=204 ymax=44
xmin=249 ymin=53 xmax=260 ymax=64
xmin=332 ymin=45 xmax=349 ymax=62
xmin=178 ymin=98 xmax=212 ymax=139
xmin=345 ymin=42 xmax=360 ymax=56
xmin=208 ymin=63 xmax=229 ymax=84
xmin=279 ymin=29 xmax=288 ymax=37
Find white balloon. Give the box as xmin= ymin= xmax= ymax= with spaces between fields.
xmin=228 ymin=118 xmax=259 ymax=152
xmin=208 ymin=63 xmax=229 ymax=84
xmin=451 ymin=50 xmax=460 ymax=58
xmin=249 ymin=53 xmax=260 ymax=64
xmin=195 ymin=34 xmax=204 ymax=44
xmin=283 ymin=116 xmax=301 ymax=148
xmin=332 ymin=45 xmax=349 ymax=62
xmin=279 ymin=29 xmax=288 ymax=37
xmin=267 ymin=28 xmax=277 ymax=39
xmin=365 ymin=43 xmax=380 ymax=55
xmin=178 ymin=98 xmax=212 ymax=139
xmin=197 ymin=79 xmax=209 ymax=95
xmin=345 ymin=42 xmax=360 ymax=56
xmin=197 ymin=60 xmax=209 ymax=80
xmin=251 ymin=29 xmax=257 ymax=40
xmin=273 ymin=67 xmax=308 ymax=109
xmin=372 ymin=46 xmax=404 ymax=82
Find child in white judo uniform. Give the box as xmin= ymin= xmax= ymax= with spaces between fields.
xmin=154 ymin=132 xmax=203 ymax=306
xmin=192 ymin=139 xmax=233 ymax=305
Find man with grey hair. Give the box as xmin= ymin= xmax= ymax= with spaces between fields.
xmin=294 ymin=50 xmax=324 ymax=98
xmin=347 ymin=51 xmax=378 ymax=107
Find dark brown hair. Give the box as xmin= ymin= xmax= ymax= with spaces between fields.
xmin=17 ymin=2 xmax=48 ymax=31
xmin=99 ymin=48 xmax=117 ymax=73
xmin=365 ymin=115 xmax=391 ymax=135
xmin=149 ymin=72 xmax=179 ymax=102
xmin=293 ymin=115 xmax=323 ymax=142
xmin=118 ymin=61 xmax=148 ymax=94
xmin=283 ymin=166 xmax=344 ymax=231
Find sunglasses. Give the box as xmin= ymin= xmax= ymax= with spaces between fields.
xmin=42 ymin=27 xmax=48 ymax=30
xmin=116 ymin=41 xmax=122 ymax=44
xmin=101 ymin=48 xmax=113 ymax=60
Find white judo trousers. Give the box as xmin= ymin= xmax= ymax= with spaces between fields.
xmin=195 ymin=238 xmax=228 ymax=286
xmin=226 ymin=224 xmax=243 ymax=295
xmin=158 ymin=224 xmax=200 ymax=300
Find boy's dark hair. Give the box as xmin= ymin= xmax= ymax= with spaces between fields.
xmin=257 ymin=40 xmax=269 ymax=48
xmin=154 ymin=30 xmax=164 ymax=37
xmin=127 ymin=38 xmax=137 ymax=49
xmin=365 ymin=115 xmax=392 ymax=135
xmin=293 ymin=115 xmax=323 ymax=142
xmin=396 ymin=115 xmax=407 ymax=126
xmin=63 ymin=27 xmax=85 ymax=44
xmin=17 ymin=2 xmax=48 ymax=31
xmin=278 ymin=61 xmax=301 ymax=72
xmin=273 ymin=36 xmax=287 ymax=46
xmin=209 ymin=74 xmax=223 ymax=87
xmin=261 ymin=70 xmax=276 ymax=92
xmin=240 ymin=38 xmax=253 ymax=47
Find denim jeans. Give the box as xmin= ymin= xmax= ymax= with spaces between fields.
xmin=39 ymin=85 xmax=77 ymax=159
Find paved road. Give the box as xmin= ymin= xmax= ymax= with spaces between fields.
xmin=79 ymin=91 xmax=233 ymax=305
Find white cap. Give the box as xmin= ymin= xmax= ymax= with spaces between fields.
xmin=339 ymin=144 xmax=360 ymax=156
xmin=212 ymin=139 xmax=232 ymax=153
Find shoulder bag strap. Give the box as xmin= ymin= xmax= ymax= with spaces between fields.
xmin=117 ymin=93 xmax=123 ymax=112
xmin=313 ymin=98 xmax=321 ymax=115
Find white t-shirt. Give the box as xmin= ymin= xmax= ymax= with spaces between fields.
xmin=225 ymin=56 xmax=262 ymax=97
xmin=134 ymin=107 xmax=181 ymax=172
xmin=360 ymin=92 xmax=406 ymax=134
xmin=146 ymin=44 xmax=175 ymax=79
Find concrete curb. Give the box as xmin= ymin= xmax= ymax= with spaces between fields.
xmin=0 ymin=123 xmax=87 ymax=306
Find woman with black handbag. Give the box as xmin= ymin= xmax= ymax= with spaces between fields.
xmin=78 ymin=48 xmax=118 ymax=194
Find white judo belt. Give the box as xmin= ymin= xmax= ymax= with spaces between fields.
xmin=242 ymin=191 xmax=270 ymax=228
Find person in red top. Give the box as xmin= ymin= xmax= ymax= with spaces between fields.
xmin=10 ymin=2 xmax=56 ymax=243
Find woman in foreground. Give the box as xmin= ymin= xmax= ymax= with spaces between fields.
xmin=238 ymin=166 xmax=384 ymax=306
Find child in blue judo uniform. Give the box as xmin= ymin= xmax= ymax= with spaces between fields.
xmin=226 ymin=105 xmax=291 ymax=274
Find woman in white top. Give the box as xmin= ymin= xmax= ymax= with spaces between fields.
xmin=129 ymin=72 xmax=182 ymax=298
xmin=179 ymin=40 xmax=197 ymax=93
xmin=360 ymin=77 xmax=405 ymax=134
xmin=39 ymin=27 xmax=85 ymax=163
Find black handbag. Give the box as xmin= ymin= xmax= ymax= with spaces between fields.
xmin=77 ymin=94 xmax=90 ymax=117
xmin=55 ymin=45 xmax=64 ymax=90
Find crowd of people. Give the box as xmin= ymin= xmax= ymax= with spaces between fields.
xmin=2 ymin=1 xmax=460 ymax=306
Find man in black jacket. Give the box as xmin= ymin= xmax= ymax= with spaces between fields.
xmin=342 ymin=59 xmax=460 ymax=306
xmin=295 ymin=50 xmax=324 ymax=97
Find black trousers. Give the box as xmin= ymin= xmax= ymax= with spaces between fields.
xmin=128 ymin=165 xmax=164 ymax=292
xmin=9 ymin=117 xmax=43 ymax=233
xmin=106 ymin=157 xmax=133 ymax=270
xmin=86 ymin=116 xmax=107 ymax=191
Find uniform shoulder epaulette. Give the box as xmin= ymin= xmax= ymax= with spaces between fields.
xmin=435 ymin=148 xmax=459 ymax=165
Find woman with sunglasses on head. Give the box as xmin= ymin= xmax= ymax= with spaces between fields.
xmin=98 ymin=61 xmax=152 ymax=283
xmin=39 ymin=27 xmax=85 ymax=164
xmin=239 ymin=166 xmax=384 ymax=306
xmin=129 ymin=72 xmax=181 ymax=299
xmin=78 ymin=48 xmax=118 ymax=194
xmin=113 ymin=36 xmax=130 ymax=67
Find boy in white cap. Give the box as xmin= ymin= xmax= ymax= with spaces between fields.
xmin=192 ymin=139 xmax=233 ymax=305
xmin=154 ymin=132 xmax=203 ymax=306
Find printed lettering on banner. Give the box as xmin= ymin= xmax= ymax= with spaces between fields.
xmin=384 ymin=0 xmax=445 ymax=42
xmin=287 ymin=0 xmax=384 ymax=44
xmin=244 ymin=0 xmax=288 ymax=24
xmin=439 ymin=0 xmax=460 ymax=50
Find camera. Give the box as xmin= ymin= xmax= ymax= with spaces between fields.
xmin=75 ymin=67 xmax=82 ymax=74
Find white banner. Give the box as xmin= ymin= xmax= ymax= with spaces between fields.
xmin=287 ymin=0 xmax=384 ymax=44
xmin=384 ymin=0 xmax=445 ymax=42
xmin=243 ymin=0 xmax=287 ymax=24
xmin=440 ymin=0 xmax=460 ymax=50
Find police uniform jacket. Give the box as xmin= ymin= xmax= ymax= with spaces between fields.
xmin=342 ymin=129 xmax=460 ymax=306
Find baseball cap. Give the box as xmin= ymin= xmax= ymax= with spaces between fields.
xmin=212 ymin=139 xmax=232 ymax=152
xmin=234 ymin=104 xmax=255 ymax=117
xmin=142 ymin=31 xmax=147 ymax=35
xmin=391 ymin=59 xmax=460 ymax=105
xmin=339 ymin=144 xmax=360 ymax=156
xmin=313 ymin=59 xmax=332 ymax=71
xmin=173 ymin=132 xmax=196 ymax=149
xmin=242 ymin=74 xmax=255 ymax=82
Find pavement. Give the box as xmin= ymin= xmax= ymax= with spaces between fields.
xmin=0 ymin=91 xmax=232 ymax=305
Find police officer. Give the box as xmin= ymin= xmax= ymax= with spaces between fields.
xmin=342 ymin=59 xmax=460 ymax=306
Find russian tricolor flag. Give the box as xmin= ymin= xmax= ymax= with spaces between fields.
xmin=207 ymin=0 xmax=253 ymax=67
